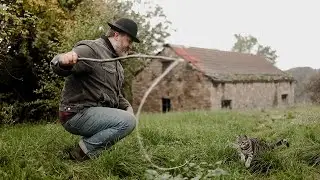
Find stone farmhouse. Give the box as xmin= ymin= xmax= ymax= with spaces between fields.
xmin=132 ymin=44 xmax=295 ymax=113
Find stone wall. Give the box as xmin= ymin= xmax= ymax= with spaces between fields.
xmin=211 ymin=81 xmax=295 ymax=109
xmin=132 ymin=47 xmax=212 ymax=113
xmin=132 ymin=60 xmax=163 ymax=113
xmin=277 ymin=81 xmax=295 ymax=107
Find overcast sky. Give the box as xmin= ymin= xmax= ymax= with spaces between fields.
xmin=137 ymin=0 xmax=319 ymax=71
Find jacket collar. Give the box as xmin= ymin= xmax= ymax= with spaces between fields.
xmin=100 ymin=34 xmax=119 ymax=58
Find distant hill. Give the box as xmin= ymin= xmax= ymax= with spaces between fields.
xmin=285 ymin=67 xmax=319 ymax=104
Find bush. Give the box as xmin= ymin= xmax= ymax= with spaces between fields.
xmin=0 ymin=102 xmax=15 ymax=125
xmin=0 ymin=99 xmax=59 ymax=125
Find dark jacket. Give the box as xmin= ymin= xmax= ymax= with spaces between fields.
xmin=50 ymin=35 xmax=131 ymax=113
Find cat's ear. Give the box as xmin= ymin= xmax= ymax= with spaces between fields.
xmin=243 ymin=135 xmax=248 ymax=139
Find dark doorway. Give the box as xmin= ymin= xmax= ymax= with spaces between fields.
xmin=281 ymin=94 xmax=288 ymax=104
xmin=162 ymin=61 xmax=172 ymax=72
xmin=221 ymin=100 xmax=232 ymax=109
xmin=162 ymin=98 xmax=171 ymax=113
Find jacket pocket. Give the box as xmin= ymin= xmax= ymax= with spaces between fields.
xmin=102 ymin=63 xmax=117 ymax=73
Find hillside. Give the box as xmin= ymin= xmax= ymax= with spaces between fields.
xmin=285 ymin=67 xmax=319 ymax=104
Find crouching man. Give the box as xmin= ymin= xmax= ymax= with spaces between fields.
xmin=50 ymin=18 xmax=140 ymax=161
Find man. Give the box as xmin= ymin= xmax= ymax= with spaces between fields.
xmin=50 ymin=18 xmax=140 ymax=161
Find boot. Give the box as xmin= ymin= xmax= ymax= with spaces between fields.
xmin=69 ymin=145 xmax=90 ymax=162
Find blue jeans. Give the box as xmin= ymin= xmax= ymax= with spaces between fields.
xmin=62 ymin=107 xmax=136 ymax=158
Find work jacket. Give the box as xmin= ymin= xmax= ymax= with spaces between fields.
xmin=50 ymin=35 xmax=131 ymax=114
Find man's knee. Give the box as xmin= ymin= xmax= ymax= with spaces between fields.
xmin=125 ymin=112 xmax=136 ymax=132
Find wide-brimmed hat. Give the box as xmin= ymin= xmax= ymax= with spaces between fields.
xmin=107 ymin=18 xmax=140 ymax=43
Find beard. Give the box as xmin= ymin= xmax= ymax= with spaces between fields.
xmin=118 ymin=50 xmax=128 ymax=57
xmin=114 ymin=42 xmax=129 ymax=57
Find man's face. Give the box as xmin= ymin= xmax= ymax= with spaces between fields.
xmin=114 ymin=32 xmax=133 ymax=57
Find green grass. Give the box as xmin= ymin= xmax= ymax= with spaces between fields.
xmin=1 ymin=106 xmax=320 ymax=179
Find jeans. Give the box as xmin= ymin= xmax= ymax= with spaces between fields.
xmin=62 ymin=107 xmax=136 ymax=158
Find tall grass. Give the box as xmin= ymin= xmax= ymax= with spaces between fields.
xmin=1 ymin=106 xmax=320 ymax=179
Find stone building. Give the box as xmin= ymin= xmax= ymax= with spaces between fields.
xmin=132 ymin=44 xmax=295 ymax=113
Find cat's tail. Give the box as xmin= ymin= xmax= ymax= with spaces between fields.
xmin=271 ymin=139 xmax=289 ymax=149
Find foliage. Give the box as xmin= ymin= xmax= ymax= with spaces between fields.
xmin=231 ymin=34 xmax=278 ymax=64
xmin=1 ymin=0 xmax=36 ymax=99
xmin=285 ymin=67 xmax=318 ymax=104
xmin=0 ymin=0 xmax=71 ymax=100
xmin=0 ymin=100 xmax=59 ymax=124
xmin=305 ymin=72 xmax=320 ymax=104
xmin=0 ymin=102 xmax=15 ymax=125
xmin=0 ymin=0 xmax=75 ymax=123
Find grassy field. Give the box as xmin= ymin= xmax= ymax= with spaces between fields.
xmin=1 ymin=105 xmax=320 ymax=180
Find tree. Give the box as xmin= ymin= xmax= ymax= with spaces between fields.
xmin=305 ymin=72 xmax=320 ymax=104
xmin=0 ymin=0 xmax=79 ymax=123
xmin=231 ymin=34 xmax=278 ymax=64
xmin=0 ymin=0 xmax=72 ymax=101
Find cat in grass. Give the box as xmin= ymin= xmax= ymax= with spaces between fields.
xmin=235 ymin=135 xmax=289 ymax=168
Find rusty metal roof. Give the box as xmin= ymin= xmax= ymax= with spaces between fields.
xmin=164 ymin=44 xmax=294 ymax=82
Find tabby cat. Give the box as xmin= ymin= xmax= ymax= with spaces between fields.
xmin=235 ymin=135 xmax=289 ymax=168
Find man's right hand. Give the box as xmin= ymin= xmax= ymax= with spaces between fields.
xmin=59 ymin=51 xmax=78 ymax=66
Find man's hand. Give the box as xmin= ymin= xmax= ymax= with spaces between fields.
xmin=59 ymin=51 xmax=78 ymax=66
